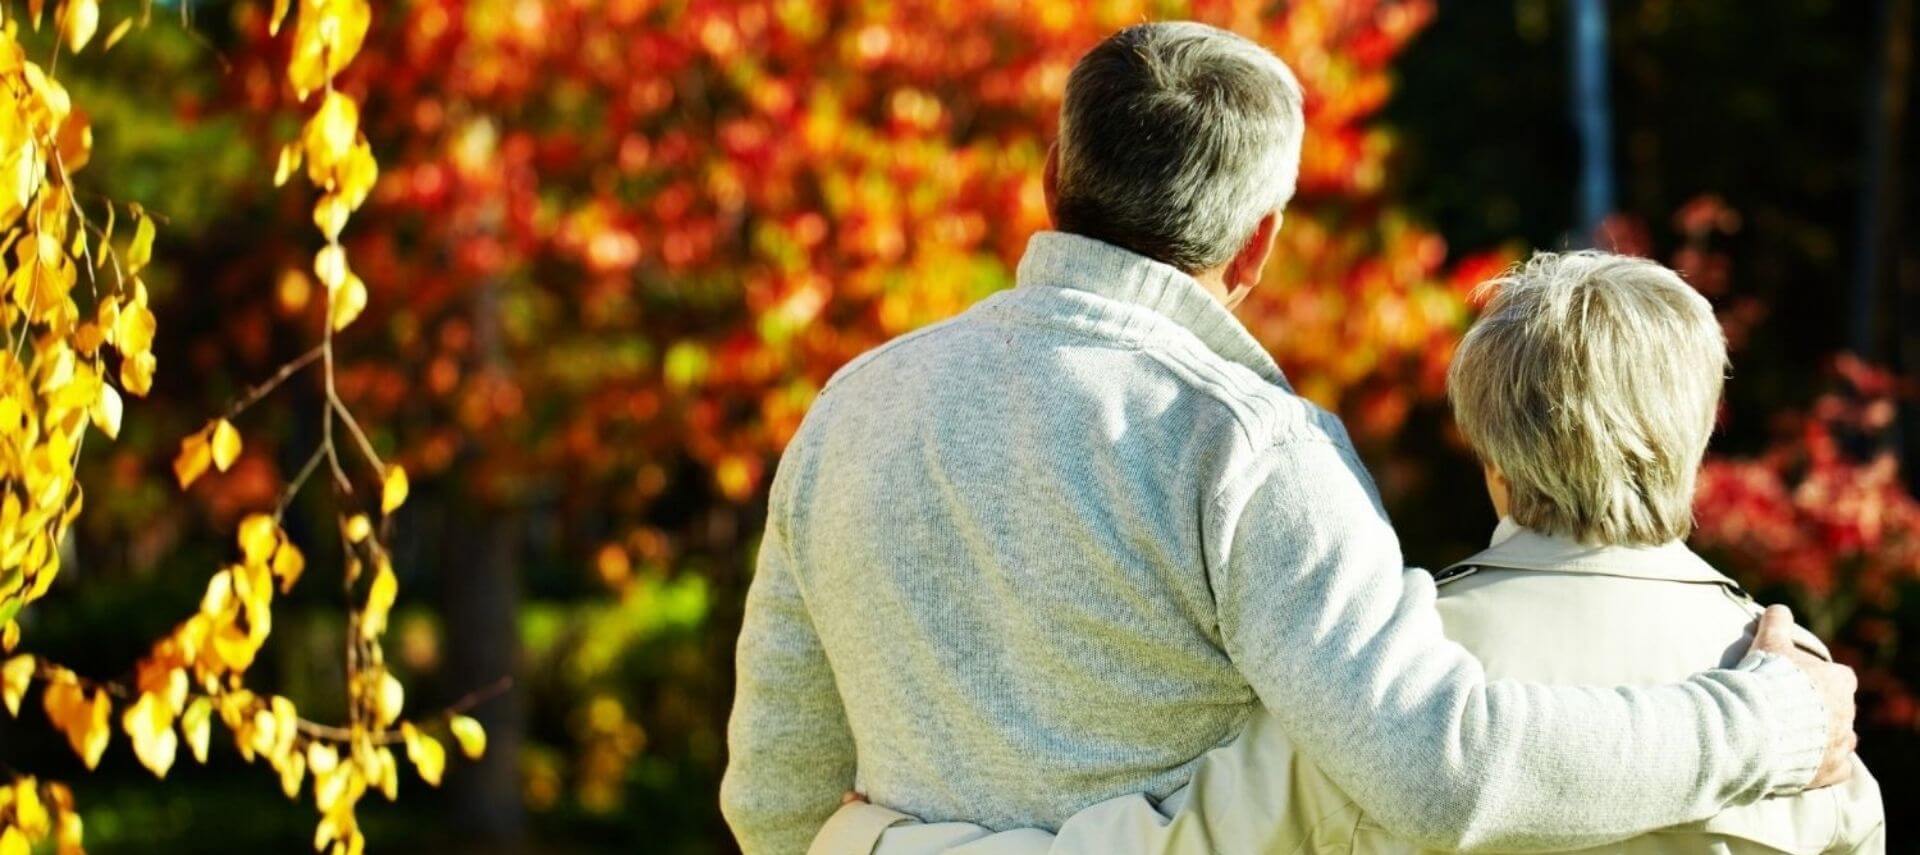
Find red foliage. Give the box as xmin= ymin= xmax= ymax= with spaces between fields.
xmin=1695 ymin=361 xmax=1920 ymax=728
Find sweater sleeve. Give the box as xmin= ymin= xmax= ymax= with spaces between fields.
xmin=720 ymin=503 xmax=857 ymax=855
xmin=1210 ymin=438 xmax=1829 ymax=851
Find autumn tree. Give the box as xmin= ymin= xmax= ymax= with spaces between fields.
xmin=0 ymin=1 xmax=488 ymax=852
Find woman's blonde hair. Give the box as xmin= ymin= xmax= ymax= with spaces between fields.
xmin=1447 ymin=250 xmax=1728 ymax=545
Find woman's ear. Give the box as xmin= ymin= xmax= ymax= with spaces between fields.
xmin=1483 ymin=464 xmax=1512 ymax=518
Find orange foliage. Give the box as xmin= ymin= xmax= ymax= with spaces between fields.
xmin=209 ymin=1 xmax=1499 ymax=582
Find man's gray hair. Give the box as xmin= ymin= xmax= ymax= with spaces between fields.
xmin=1055 ymin=22 xmax=1304 ymax=272
xmin=1447 ymin=251 xmax=1729 ymax=546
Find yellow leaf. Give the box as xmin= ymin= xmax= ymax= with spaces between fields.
xmin=81 ymin=687 xmax=110 ymax=768
xmin=403 ymin=725 xmax=445 ymax=787
xmin=238 ymin=513 xmax=279 ymax=566
xmin=339 ymin=140 xmax=377 ymax=209
xmin=179 ymin=696 xmax=211 ymax=764
xmin=173 ymin=431 xmax=210 ymax=489
xmin=313 ymin=245 xmax=346 ymax=291
xmin=271 ymin=540 xmax=306 ymax=593
xmin=102 ymin=15 xmax=131 ymax=50
xmin=449 ymin=714 xmax=486 ymax=760
xmin=126 ymin=213 xmax=153 ymax=273
xmin=376 ymin=745 xmax=399 ymax=800
xmin=361 ymin=563 xmax=395 ymax=640
xmin=113 ymin=297 xmax=156 ymax=356
xmin=269 ymin=0 xmax=289 ymax=35
xmin=381 ymin=466 xmax=408 ymax=514
xmin=279 ymin=745 xmax=306 ymax=799
xmin=0 ymin=826 xmax=25 ymax=855
xmin=374 ymin=670 xmax=403 ymax=726
xmin=45 ymin=681 xmax=110 ymax=769
xmin=121 ymin=691 xmax=177 ymax=778
xmin=199 ymin=568 xmax=233 ymax=617
xmin=2 ymin=654 xmax=33 ymax=716
xmin=330 ymin=273 xmax=368 ymax=331
xmin=210 ymin=418 xmax=242 ymax=471
xmin=274 ymin=141 xmax=302 ymax=187
xmin=288 ymin=0 xmax=369 ymax=97
xmin=274 ymin=140 xmax=303 ymax=188
xmin=307 ymin=741 xmax=338 ymax=775
xmin=344 ymin=513 xmax=371 ymax=544
xmin=211 ymin=620 xmax=259 ymax=672
xmin=13 ymin=785 xmax=46 ymax=841
xmin=271 ymin=695 xmax=297 ymax=761
xmin=89 ymin=381 xmax=120 ymax=439
xmin=243 ymin=706 xmax=276 ymax=762
xmin=303 ymin=91 xmax=360 ymax=171
xmin=60 ymin=0 xmax=98 ymax=51
xmin=56 ymin=809 xmax=81 ymax=855
xmin=313 ymin=193 xmax=349 ymax=241
xmin=119 ymin=351 xmax=156 ymax=397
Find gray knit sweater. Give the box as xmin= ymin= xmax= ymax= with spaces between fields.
xmin=721 ymin=232 xmax=1828 ymax=855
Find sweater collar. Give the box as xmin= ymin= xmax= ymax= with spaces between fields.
xmin=1013 ymin=231 xmax=1288 ymax=387
xmin=1442 ymin=518 xmax=1738 ymax=588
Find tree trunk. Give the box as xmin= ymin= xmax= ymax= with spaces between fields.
xmin=442 ymin=497 xmax=528 ymax=850
xmin=1568 ymin=0 xmax=1615 ymax=243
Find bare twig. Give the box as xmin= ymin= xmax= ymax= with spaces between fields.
xmin=227 ymin=345 xmax=325 ymax=420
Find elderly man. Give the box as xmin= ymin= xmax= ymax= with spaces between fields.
xmin=818 ymin=252 xmax=1887 ymax=854
xmin=721 ymin=22 xmax=1858 ymax=855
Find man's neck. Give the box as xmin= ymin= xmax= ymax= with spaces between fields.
xmin=1188 ymin=268 xmax=1235 ymax=306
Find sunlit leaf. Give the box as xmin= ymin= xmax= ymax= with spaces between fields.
xmin=448 ymin=715 xmax=486 ymax=760
xmin=374 ymin=670 xmax=403 ymax=726
xmin=238 ymin=513 xmax=279 ymax=566
xmin=210 ymin=418 xmax=242 ymax=471
xmin=401 ymin=723 xmax=445 ymax=787
xmin=102 ymin=16 xmax=131 ymax=50
xmin=313 ymin=245 xmax=347 ymax=291
xmin=2 ymin=654 xmax=32 ymax=716
xmin=274 ymin=141 xmax=303 ymax=187
xmin=122 ymin=690 xmax=177 ymax=777
xmin=361 ymin=563 xmax=395 ymax=640
xmin=125 ymin=212 xmax=153 ymax=273
xmin=173 ymin=430 xmax=211 ymax=488
xmin=330 ymin=273 xmax=368 ymax=330
xmin=381 ymin=466 xmax=408 ymax=514
xmin=89 ymin=381 xmax=121 ymax=439
xmin=180 ymin=696 xmax=211 ymax=764
xmin=272 ymin=540 xmax=306 ymax=593
xmin=60 ymin=0 xmax=98 ymax=52
xmin=279 ymin=745 xmax=306 ymax=799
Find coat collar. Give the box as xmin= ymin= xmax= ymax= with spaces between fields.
xmin=1438 ymin=518 xmax=1743 ymax=590
xmin=1013 ymin=231 xmax=1289 ymax=388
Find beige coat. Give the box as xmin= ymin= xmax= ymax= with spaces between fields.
xmin=813 ymin=521 xmax=1886 ymax=855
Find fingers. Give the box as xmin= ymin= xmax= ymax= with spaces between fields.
xmin=841 ymin=790 xmax=866 ymax=805
xmin=1749 ymin=604 xmax=1795 ymax=654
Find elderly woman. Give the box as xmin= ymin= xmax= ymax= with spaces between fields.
xmin=817 ymin=251 xmax=1886 ymax=854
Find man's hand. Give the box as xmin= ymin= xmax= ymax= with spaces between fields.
xmin=1746 ymin=605 xmax=1857 ymax=789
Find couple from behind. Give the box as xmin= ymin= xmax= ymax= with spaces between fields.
xmin=723 ymin=21 xmax=1883 ymax=855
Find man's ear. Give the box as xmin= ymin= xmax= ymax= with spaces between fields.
xmin=1043 ymin=143 xmax=1061 ymax=226
xmin=1224 ymin=211 xmax=1281 ymax=293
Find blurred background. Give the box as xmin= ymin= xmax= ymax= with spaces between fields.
xmin=0 ymin=0 xmax=1913 ymax=851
